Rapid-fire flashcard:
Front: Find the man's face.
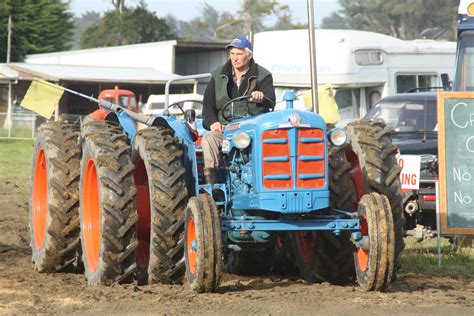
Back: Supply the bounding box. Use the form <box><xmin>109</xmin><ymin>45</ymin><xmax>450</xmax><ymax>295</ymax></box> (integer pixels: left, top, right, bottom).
<box><xmin>229</xmin><ymin>47</ymin><xmax>251</xmax><ymax>71</ymax></box>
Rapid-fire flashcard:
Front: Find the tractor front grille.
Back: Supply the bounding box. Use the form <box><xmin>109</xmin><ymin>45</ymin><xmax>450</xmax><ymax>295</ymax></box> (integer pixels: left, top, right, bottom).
<box><xmin>262</xmin><ymin>128</ymin><xmax>325</xmax><ymax>189</ymax></box>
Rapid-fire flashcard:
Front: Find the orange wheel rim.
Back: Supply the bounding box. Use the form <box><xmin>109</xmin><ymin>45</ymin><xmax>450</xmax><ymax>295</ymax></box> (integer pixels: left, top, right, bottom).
<box><xmin>82</xmin><ymin>158</ymin><xmax>101</xmax><ymax>272</ymax></box>
<box><xmin>32</xmin><ymin>148</ymin><xmax>48</xmax><ymax>251</ymax></box>
<box><xmin>357</xmin><ymin>217</ymin><xmax>369</xmax><ymax>272</ymax></box>
<box><xmin>187</xmin><ymin>216</ymin><xmax>197</xmax><ymax>275</ymax></box>
<box><xmin>357</xmin><ymin>248</ymin><xmax>369</xmax><ymax>272</ymax></box>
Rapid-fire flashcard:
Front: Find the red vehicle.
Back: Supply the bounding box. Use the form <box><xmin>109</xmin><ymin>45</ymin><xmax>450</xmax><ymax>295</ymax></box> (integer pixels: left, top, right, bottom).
<box><xmin>90</xmin><ymin>88</ymin><xmax>138</xmax><ymax>120</ymax></box>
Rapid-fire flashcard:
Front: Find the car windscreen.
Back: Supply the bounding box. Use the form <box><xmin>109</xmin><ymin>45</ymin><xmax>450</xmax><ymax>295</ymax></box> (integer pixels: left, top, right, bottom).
<box><xmin>365</xmin><ymin>98</ymin><xmax>437</xmax><ymax>131</ymax></box>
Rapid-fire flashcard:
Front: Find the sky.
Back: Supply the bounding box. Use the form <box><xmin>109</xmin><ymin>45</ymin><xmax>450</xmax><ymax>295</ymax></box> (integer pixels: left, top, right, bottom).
<box><xmin>68</xmin><ymin>0</ymin><xmax>340</xmax><ymax>25</ymax></box>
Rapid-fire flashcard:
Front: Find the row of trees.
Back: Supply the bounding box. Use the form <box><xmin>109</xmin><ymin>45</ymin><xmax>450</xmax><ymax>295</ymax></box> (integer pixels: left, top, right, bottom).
<box><xmin>0</xmin><ymin>0</ymin><xmax>461</xmax><ymax>62</ymax></box>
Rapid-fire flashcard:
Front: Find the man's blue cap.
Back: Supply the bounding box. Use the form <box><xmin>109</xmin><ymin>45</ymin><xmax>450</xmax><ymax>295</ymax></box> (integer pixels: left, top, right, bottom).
<box><xmin>225</xmin><ymin>35</ymin><xmax>253</xmax><ymax>51</ymax></box>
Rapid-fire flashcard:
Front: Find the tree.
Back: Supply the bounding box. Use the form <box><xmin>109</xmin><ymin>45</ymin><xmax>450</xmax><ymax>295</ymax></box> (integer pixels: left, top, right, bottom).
<box><xmin>321</xmin><ymin>0</ymin><xmax>459</xmax><ymax>40</ymax></box>
<box><xmin>175</xmin><ymin>0</ymin><xmax>301</xmax><ymax>41</ymax></box>
<box><xmin>80</xmin><ymin>1</ymin><xmax>173</xmax><ymax>48</ymax></box>
<box><xmin>0</xmin><ymin>0</ymin><xmax>74</xmax><ymax>62</ymax></box>
<box><xmin>71</xmin><ymin>12</ymin><xmax>101</xmax><ymax>50</ymax></box>
<box><xmin>111</xmin><ymin>0</ymin><xmax>125</xmax><ymax>14</ymax></box>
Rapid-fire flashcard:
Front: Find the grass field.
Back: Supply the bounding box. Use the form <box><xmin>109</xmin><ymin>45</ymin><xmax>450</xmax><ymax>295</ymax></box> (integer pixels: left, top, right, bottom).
<box><xmin>1</xmin><ymin>139</ymin><xmax>473</xmax><ymax>277</ymax></box>
<box><xmin>0</xmin><ymin>139</ymin><xmax>34</xmax><ymax>184</ymax></box>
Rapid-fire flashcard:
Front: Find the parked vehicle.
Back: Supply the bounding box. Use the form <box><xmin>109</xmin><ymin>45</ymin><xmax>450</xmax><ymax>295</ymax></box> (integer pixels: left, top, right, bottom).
<box><xmin>254</xmin><ymin>29</ymin><xmax>455</xmax><ymax>123</ymax></box>
<box><xmin>141</xmin><ymin>93</ymin><xmax>203</xmax><ymax>117</ymax></box>
<box><xmin>89</xmin><ymin>88</ymin><xmax>138</xmax><ymax>121</ymax></box>
<box><xmin>365</xmin><ymin>92</ymin><xmax>438</xmax><ymax>238</ymax></box>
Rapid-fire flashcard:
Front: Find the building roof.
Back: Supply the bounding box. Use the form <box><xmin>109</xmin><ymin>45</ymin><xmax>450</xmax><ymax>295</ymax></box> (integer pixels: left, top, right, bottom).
<box><xmin>0</xmin><ymin>64</ymin><xmax>19</xmax><ymax>83</ymax></box>
<box><xmin>5</xmin><ymin>63</ymin><xmax>191</xmax><ymax>84</ymax></box>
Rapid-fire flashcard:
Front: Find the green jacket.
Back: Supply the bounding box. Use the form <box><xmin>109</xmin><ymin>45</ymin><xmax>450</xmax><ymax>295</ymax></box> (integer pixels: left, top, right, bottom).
<box><xmin>203</xmin><ymin>59</ymin><xmax>275</xmax><ymax>128</ymax></box>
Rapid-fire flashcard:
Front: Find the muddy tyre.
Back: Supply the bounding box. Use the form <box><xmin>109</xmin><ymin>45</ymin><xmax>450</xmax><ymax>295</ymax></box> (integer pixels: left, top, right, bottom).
<box><xmin>132</xmin><ymin>127</ymin><xmax>188</xmax><ymax>285</ymax></box>
<box><xmin>184</xmin><ymin>194</ymin><xmax>222</xmax><ymax>293</ymax></box>
<box><xmin>290</xmin><ymin>146</ymin><xmax>356</xmax><ymax>284</ymax></box>
<box><xmin>345</xmin><ymin>119</ymin><xmax>405</xmax><ymax>281</ymax></box>
<box><xmin>79</xmin><ymin>120</ymin><xmax>138</xmax><ymax>285</ymax></box>
<box><xmin>355</xmin><ymin>193</ymin><xmax>395</xmax><ymax>291</ymax></box>
<box><xmin>30</xmin><ymin>122</ymin><xmax>81</xmax><ymax>272</ymax></box>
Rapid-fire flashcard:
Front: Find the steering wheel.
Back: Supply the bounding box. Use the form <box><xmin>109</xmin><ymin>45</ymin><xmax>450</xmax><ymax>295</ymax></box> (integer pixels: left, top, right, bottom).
<box><xmin>167</xmin><ymin>100</ymin><xmax>204</xmax><ymax>117</ymax></box>
<box><xmin>221</xmin><ymin>95</ymin><xmax>275</xmax><ymax>123</ymax></box>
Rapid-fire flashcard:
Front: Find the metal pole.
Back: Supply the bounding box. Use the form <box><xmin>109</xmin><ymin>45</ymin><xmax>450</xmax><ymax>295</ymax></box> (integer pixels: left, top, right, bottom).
<box><xmin>7</xmin><ymin>15</ymin><xmax>12</xmax><ymax>63</ymax></box>
<box><xmin>306</xmin><ymin>0</ymin><xmax>319</xmax><ymax>113</ymax></box>
<box><xmin>7</xmin><ymin>82</ymin><xmax>12</xmax><ymax>135</ymax></box>
<box><xmin>435</xmin><ymin>180</ymin><xmax>442</xmax><ymax>267</ymax></box>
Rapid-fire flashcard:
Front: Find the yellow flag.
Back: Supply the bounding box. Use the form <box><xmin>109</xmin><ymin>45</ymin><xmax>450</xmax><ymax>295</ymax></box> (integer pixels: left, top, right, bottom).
<box><xmin>302</xmin><ymin>84</ymin><xmax>341</xmax><ymax>124</ymax></box>
<box><xmin>21</xmin><ymin>79</ymin><xmax>65</xmax><ymax>119</ymax></box>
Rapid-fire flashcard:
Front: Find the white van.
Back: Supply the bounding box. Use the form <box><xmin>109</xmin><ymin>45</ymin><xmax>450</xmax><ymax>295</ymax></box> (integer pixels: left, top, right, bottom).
<box><xmin>142</xmin><ymin>93</ymin><xmax>203</xmax><ymax>117</ymax></box>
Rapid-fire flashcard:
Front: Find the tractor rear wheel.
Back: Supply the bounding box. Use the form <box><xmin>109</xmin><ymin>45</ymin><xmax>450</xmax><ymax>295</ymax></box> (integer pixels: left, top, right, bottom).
<box><xmin>355</xmin><ymin>193</ymin><xmax>395</xmax><ymax>291</ymax></box>
<box><xmin>30</xmin><ymin>122</ymin><xmax>81</xmax><ymax>272</ymax></box>
<box><xmin>79</xmin><ymin>120</ymin><xmax>138</xmax><ymax>285</ymax></box>
<box><xmin>184</xmin><ymin>194</ymin><xmax>222</xmax><ymax>293</ymax></box>
<box><xmin>132</xmin><ymin>126</ymin><xmax>188</xmax><ymax>285</ymax></box>
<box><xmin>345</xmin><ymin>119</ymin><xmax>405</xmax><ymax>281</ymax></box>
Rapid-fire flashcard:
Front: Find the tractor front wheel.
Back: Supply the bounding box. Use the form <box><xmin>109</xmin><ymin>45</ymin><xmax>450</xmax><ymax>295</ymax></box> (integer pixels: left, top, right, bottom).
<box><xmin>345</xmin><ymin>119</ymin><xmax>405</xmax><ymax>281</ymax></box>
<box><xmin>355</xmin><ymin>192</ymin><xmax>395</xmax><ymax>291</ymax></box>
<box><xmin>184</xmin><ymin>194</ymin><xmax>222</xmax><ymax>293</ymax></box>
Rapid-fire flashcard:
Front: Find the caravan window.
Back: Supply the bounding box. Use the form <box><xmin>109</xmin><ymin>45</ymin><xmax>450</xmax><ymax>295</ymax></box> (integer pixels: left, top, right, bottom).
<box><xmin>396</xmin><ymin>74</ymin><xmax>438</xmax><ymax>93</ymax></box>
<box><xmin>334</xmin><ymin>88</ymin><xmax>359</xmax><ymax>120</ymax></box>
<box><xmin>355</xmin><ymin>50</ymin><xmax>383</xmax><ymax>65</ymax></box>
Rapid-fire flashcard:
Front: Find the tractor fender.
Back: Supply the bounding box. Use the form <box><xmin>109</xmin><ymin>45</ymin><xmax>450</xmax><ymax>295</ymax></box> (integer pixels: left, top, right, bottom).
<box><xmin>104</xmin><ymin>111</ymin><xmax>137</xmax><ymax>141</ymax></box>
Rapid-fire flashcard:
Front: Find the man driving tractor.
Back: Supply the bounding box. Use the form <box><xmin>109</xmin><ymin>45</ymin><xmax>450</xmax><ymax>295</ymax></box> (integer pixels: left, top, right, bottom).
<box><xmin>201</xmin><ymin>35</ymin><xmax>276</xmax><ymax>184</ymax></box>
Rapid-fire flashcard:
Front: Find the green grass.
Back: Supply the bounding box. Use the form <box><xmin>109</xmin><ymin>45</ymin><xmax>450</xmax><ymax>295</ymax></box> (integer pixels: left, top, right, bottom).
<box><xmin>0</xmin><ymin>139</ymin><xmax>34</xmax><ymax>183</ymax></box>
<box><xmin>400</xmin><ymin>236</ymin><xmax>474</xmax><ymax>277</ymax></box>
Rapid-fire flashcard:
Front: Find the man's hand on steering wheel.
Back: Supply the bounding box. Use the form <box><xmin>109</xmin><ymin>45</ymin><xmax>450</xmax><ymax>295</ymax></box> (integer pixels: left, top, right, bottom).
<box><xmin>221</xmin><ymin>94</ymin><xmax>275</xmax><ymax>123</ymax></box>
<box><xmin>250</xmin><ymin>90</ymin><xmax>264</xmax><ymax>102</ymax></box>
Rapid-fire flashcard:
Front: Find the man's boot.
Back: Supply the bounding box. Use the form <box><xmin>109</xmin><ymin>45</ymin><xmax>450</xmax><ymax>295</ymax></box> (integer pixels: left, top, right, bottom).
<box><xmin>204</xmin><ymin>168</ymin><xmax>217</xmax><ymax>185</ymax></box>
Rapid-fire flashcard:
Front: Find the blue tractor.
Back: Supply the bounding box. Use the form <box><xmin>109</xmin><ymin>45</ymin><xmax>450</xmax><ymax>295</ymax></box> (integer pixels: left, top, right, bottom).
<box><xmin>29</xmin><ymin>79</ymin><xmax>404</xmax><ymax>292</ymax></box>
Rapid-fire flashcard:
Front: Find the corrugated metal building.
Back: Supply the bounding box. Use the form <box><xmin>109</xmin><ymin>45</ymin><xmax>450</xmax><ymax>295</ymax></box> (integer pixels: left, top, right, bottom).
<box><xmin>0</xmin><ymin>40</ymin><xmax>227</xmax><ymax>121</ymax></box>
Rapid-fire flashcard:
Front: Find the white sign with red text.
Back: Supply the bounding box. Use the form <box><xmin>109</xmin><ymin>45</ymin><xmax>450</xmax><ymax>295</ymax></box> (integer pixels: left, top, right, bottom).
<box><xmin>396</xmin><ymin>154</ymin><xmax>421</xmax><ymax>190</ymax></box>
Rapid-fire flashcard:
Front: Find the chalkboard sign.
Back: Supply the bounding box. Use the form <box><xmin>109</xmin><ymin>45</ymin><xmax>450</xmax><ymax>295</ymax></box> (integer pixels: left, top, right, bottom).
<box><xmin>438</xmin><ymin>92</ymin><xmax>474</xmax><ymax>235</ymax></box>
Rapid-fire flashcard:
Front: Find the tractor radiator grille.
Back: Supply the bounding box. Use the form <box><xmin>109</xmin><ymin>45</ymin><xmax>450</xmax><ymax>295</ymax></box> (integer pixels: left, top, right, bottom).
<box><xmin>262</xmin><ymin>129</ymin><xmax>292</xmax><ymax>189</ymax></box>
<box><xmin>261</xmin><ymin>128</ymin><xmax>325</xmax><ymax>189</ymax></box>
<box><xmin>296</xmin><ymin>129</ymin><xmax>325</xmax><ymax>188</ymax></box>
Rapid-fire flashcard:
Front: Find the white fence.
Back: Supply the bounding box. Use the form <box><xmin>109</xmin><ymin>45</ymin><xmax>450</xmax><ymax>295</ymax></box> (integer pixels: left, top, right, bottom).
<box><xmin>0</xmin><ymin>112</ymin><xmax>39</xmax><ymax>140</ymax></box>
<box><xmin>0</xmin><ymin>113</ymin><xmax>85</xmax><ymax>140</ymax></box>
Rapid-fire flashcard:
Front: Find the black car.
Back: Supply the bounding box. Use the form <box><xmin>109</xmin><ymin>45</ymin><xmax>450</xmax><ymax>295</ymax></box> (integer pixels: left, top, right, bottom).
<box><xmin>365</xmin><ymin>92</ymin><xmax>438</xmax><ymax>238</ymax></box>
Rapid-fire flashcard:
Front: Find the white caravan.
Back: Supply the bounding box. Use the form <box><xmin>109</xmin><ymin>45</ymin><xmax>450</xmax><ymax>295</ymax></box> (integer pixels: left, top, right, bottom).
<box><xmin>253</xmin><ymin>29</ymin><xmax>456</xmax><ymax>122</ymax></box>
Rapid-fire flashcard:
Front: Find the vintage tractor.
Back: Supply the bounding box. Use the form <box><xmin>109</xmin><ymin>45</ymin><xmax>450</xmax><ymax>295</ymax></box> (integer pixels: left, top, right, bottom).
<box><xmin>29</xmin><ymin>81</ymin><xmax>404</xmax><ymax>292</ymax></box>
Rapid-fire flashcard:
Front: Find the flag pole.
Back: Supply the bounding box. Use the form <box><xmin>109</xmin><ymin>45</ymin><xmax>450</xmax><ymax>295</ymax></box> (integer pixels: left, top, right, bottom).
<box><xmin>37</xmin><ymin>79</ymin><xmax>156</xmax><ymax>126</ymax></box>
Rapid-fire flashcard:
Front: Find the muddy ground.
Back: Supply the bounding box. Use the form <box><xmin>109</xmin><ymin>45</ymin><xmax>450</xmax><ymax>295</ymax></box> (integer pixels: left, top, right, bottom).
<box><xmin>1</xmin><ymin>177</ymin><xmax>473</xmax><ymax>315</ymax></box>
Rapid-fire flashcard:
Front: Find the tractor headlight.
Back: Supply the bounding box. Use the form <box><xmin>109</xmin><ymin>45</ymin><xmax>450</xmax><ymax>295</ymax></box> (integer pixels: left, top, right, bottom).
<box><xmin>233</xmin><ymin>132</ymin><xmax>251</xmax><ymax>149</ymax></box>
<box><xmin>328</xmin><ymin>128</ymin><xmax>347</xmax><ymax>147</ymax></box>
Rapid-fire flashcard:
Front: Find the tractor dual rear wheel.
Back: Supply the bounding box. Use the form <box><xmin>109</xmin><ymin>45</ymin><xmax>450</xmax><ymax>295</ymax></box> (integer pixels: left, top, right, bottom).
<box><xmin>79</xmin><ymin>120</ymin><xmax>138</xmax><ymax>285</ymax></box>
<box><xmin>132</xmin><ymin>126</ymin><xmax>188</xmax><ymax>285</ymax></box>
<box><xmin>30</xmin><ymin>122</ymin><xmax>81</xmax><ymax>272</ymax></box>
<box><xmin>184</xmin><ymin>194</ymin><xmax>222</xmax><ymax>293</ymax></box>
<box><xmin>355</xmin><ymin>193</ymin><xmax>395</xmax><ymax>291</ymax></box>
<box><xmin>345</xmin><ymin>119</ymin><xmax>405</xmax><ymax>282</ymax></box>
